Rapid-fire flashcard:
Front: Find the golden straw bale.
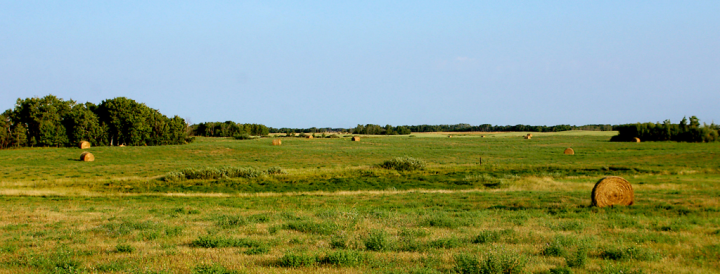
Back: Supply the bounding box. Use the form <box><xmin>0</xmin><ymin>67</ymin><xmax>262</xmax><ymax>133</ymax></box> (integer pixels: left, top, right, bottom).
<box><xmin>448</xmin><ymin>135</ymin><xmax>452</xmax><ymax>138</ymax></box>
<box><xmin>634</xmin><ymin>137</ymin><xmax>641</xmax><ymax>143</ymax></box>
<box><xmin>307</xmin><ymin>135</ymin><xmax>313</xmax><ymax>139</ymax></box>
<box><xmin>79</xmin><ymin>141</ymin><xmax>91</xmax><ymax>149</ymax></box>
<box><xmin>352</xmin><ymin>136</ymin><xmax>360</xmax><ymax>141</ymax></box>
<box><xmin>564</xmin><ymin>148</ymin><xmax>574</xmax><ymax>155</ymax></box>
<box><xmin>591</xmin><ymin>176</ymin><xmax>634</xmax><ymax>207</ymax></box>
<box><xmin>272</xmin><ymin>139</ymin><xmax>282</xmax><ymax>146</ymax></box>
<box><xmin>80</xmin><ymin>152</ymin><xmax>94</xmax><ymax>162</ymax></box>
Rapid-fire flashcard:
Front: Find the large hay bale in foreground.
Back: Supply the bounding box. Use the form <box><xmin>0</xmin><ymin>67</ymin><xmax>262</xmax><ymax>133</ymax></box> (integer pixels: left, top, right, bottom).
<box><xmin>80</xmin><ymin>152</ymin><xmax>94</xmax><ymax>162</ymax></box>
<box><xmin>272</xmin><ymin>139</ymin><xmax>282</xmax><ymax>146</ymax></box>
<box><xmin>564</xmin><ymin>148</ymin><xmax>574</xmax><ymax>155</ymax></box>
<box><xmin>79</xmin><ymin>141</ymin><xmax>91</xmax><ymax>149</ymax></box>
<box><xmin>634</xmin><ymin>137</ymin><xmax>641</xmax><ymax>143</ymax></box>
<box><xmin>352</xmin><ymin>136</ymin><xmax>360</xmax><ymax>141</ymax></box>
<box><xmin>591</xmin><ymin>176</ymin><xmax>634</xmax><ymax>207</ymax></box>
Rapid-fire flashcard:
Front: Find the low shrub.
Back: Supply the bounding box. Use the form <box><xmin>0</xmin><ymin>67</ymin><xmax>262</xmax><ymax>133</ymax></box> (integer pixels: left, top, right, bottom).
<box><xmin>244</xmin><ymin>245</ymin><xmax>270</xmax><ymax>255</ymax></box>
<box><xmin>321</xmin><ymin>250</ymin><xmax>365</xmax><ymax>266</ymax></box>
<box><xmin>115</xmin><ymin>244</ymin><xmax>135</xmax><ymax>253</ymax></box>
<box><xmin>191</xmin><ymin>235</ymin><xmax>262</xmax><ymax>248</ymax></box>
<box><xmin>192</xmin><ymin>263</ymin><xmax>240</xmax><ymax>274</ymax></box>
<box><xmin>480</xmin><ymin>248</ymin><xmax>527</xmax><ymax>274</ymax></box>
<box><xmin>278</xmin><ymin>252</ymin><xmax>317</xmax><ymax>267</ymax></box>
<box><xmin>472</xmin><ymin>229</ymin><xmax>513</xmax><ymax>244</ymax></box>
<box><xmin>265</xmin><ymin>166</ymin><xmax>287</xmax><ymax>175</ymax></box>
<box><xmin>215</xmin><ymin>215</ymin><xmax>248</xmax><ymax>228</ymax></box>
<box><xmin>548</xmin><ymin>266</ymin><xmax>573</xmax><ymax>274</ymax></box>
<box><xmin>428</xmin><ymin>237</ymin><xmax>464</xmax><ymax>249</ymax></box>
<box><xmin>365</xmin><ymin>229</ymin><xmax>392</xmax><ymax>251</ymax></box>
<box><xmin>378</xmin><ymin>156</ymin><xmax>426</xmax><ymax>171</ymax></box>
<box><xmin>162</xmin><ymin>166</ymin><xmax>275</xmax><ymax>181</ymax></box>
<box><xmin>283</xmin><ymin>221</ymin><xmax>339</xmax><ymax>235</ymax></box>
<box><xmin>565</xmin><ymin>245</ymin><xmax>589</xmax><ymax>268</ymax></box>
<box><xmin>542</xmin><ymin>239</ymin><xmax>568</xmax><ymax>257</ymax></box>
<box><xmin>453</xmin><ymin>253</ymin><xmax>480</xmax><ymax>274</ymax></box>
<box><xmin>600</xmin><ymin>246</ymin><xmax>660</xmax><ymax>261</ymax></box>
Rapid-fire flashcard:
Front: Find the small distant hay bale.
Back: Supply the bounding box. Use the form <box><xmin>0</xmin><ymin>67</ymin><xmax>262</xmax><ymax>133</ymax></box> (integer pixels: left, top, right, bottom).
<box><xmin>80</xmin><ymin>152</ymin><xmax>94</xmax><ymax>162</ymax></box>
<box><xmin>481</xmin><ymin>135</ymin><xmax>486</xmax><ymax>138</ymax></box>
<box><xmin>79</xmin><ymin>141</ymin><xmax>91</xmax><ymax>149</ymax></box>
<box><xmin>306</xmin><ymin>135</ymin><xmax>313</xmax><ymax>139</ymax></box>
<box><xmin>527</xmin><ymin>133</ymin><xmax>533</xmax><ymax>138</ymax></box>
<box><xmin>272</xmin><ymin>139</ymin><xmax>282</xmax><ymax>146</ymax></box>
<box><xmin>524</xmin><ymin>135</ymin><xmax>532</xmax><ymax>139</ymax></box>
<box><xmin>634</xmin><ymin>137</ymin><xmax>641</xmax><ymax>143</ymax></box>
<box><xmin>352</xmin><ymin>136</ymin><xmax>360</xmax><ymax>141</ymax></box>
<box><xmin>564</xmin><ymin>148</ymin><xmax>574</xmax><ymax>155</ymax></box>
<box><xmin>591</xmin><ymin>176</ymin><xmax>634</xmax><ymax>207</ymax></box>
<box><xmin>119</xmin><ymin>144</ymin><xmax>125</xmax><ymax>147</ymax></box>
<box><xmin>448</xmin><ymin>135</ymin><xmax>452</xmax><ymax>138</ymax></box>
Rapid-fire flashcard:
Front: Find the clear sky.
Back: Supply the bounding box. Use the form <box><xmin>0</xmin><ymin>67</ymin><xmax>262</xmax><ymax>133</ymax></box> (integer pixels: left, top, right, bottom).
<box><xmin>1</xmin><ymin>1</ymin><xmax>718</xmax><ymax>128</ymax></box>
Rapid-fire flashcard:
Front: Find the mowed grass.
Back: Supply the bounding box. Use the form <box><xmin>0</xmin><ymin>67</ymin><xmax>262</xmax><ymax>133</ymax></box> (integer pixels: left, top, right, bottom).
<box><xmin>0</xmin><ymin>132</ymin><xmax>719</xmax><ymax>273</ymax></box>
<box><xmin>0</xmin><ymin>188</ymin><xmax>719</xmax><ymax>273</ymax></box>
<box><xmin>0</xmin><ymin>131</ymin><xmax>718</xmax><ymax>194</ymax></box>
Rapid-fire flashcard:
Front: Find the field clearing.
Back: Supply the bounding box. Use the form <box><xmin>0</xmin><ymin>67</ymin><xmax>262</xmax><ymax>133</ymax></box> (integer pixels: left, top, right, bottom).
<box><xmin>0</xmin><ymin>132</ymin><xmax>719</xmax><ymax>273</ymax></box>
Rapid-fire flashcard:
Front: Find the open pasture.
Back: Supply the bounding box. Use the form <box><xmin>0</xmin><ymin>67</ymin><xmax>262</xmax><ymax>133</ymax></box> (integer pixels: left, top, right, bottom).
<box><xmin>0</xmin><ymin>132</ymin><xmax>719</xmax><ymax>273</ymax></box>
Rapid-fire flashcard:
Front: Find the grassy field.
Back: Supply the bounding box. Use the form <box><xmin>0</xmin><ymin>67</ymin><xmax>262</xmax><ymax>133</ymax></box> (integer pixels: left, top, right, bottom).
<box><xmin>0</xmin><ymin>131</ymin><xmax>719</xmax><ymax>273</ymax></box>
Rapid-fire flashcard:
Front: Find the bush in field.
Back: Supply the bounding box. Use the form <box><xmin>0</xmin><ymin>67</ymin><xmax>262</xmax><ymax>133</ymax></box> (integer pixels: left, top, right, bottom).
<box><xmin>115</xmin><ymin>244</ymin><xmax>134</xmax><ymax>253</ymax></box>
<box><xmin>321</xmin><ymin>250</ymin><xmax>365</xmax><ymax>266</ymax></box>
<box><xmin>364</xmin><ymin>229</ymin><xmax>392</xmax><ymax>251</ymax></box>
<box><xmin>283</xmin><ymin>221</ymin><xmax>339</xmax><ymax>235</ymax></box>
<box><xmin>379</xmin><ymin>156</ymin><xmax>426</xmax><ymax>171</ymax></box>
<box><xmin>453</xmin><ymin>253</ymin><xmax>480</xmax><ymax>274</ymax></box>
<box><xmin>192</xmin><ymin>263</ymin><xmax>239</xmax><ymax>274</ymax></box>
<box><xmin>278</xmin><ymin>252</ymin><xmax>317</xmax><ymax>267</ymax></box>
<box><xmin>565</xmin><ymin>245</ymin><xmax>589</xmax><ymax>268</ymax></box>
<box><xmin>454</xmin><ymin>248</ymin><xmax>526</xmax><ymax>274</ymax></box>
<box><xmin>162</xmin><ymin>166</ymin><xmax>278</xmax><ymax>181</ymax></box>
<box><xmin>266</xmin><ymin>166</ymin><xmax>287</xmax><ymax>175</ymax></box>
<box><xmin>600</xmin><ymin>246</ymin><xmax>660</xmax><ymax>261</ymax></box>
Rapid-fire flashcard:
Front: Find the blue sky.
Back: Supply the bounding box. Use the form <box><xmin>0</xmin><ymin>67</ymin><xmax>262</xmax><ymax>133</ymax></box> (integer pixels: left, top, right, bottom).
<box><xmin>1</xmin><ymin>1</ymin><xmax>718</xmax><ymax>128</ymax></box>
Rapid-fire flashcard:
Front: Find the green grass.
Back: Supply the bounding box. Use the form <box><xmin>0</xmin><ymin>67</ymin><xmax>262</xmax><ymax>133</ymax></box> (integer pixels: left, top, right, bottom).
<box><xmin>0</xmin><ymin>132</ymin><xmax>719</xmax><ymax>273</ymax></box>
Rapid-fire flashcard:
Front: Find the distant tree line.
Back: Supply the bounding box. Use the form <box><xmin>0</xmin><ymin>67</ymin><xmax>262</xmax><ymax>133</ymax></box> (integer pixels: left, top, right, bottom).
<box><xmin>0</xmin><ymin>95</ymin><xmax>191</xmax><ymax>149</ymax></box>
<box><xmin>611</xmin><ymin>116</ymin><xmax>719</xmax><ymax>142</ymax></box>
<box><xmin>269</xmin><ymin>123</ymin><xmax>614</xmax><ymax>135</ymax></box>
<box><xmin>190</xmin><ymin>121</ymin><xmax>269</xmax><ymax>137</ymax></box>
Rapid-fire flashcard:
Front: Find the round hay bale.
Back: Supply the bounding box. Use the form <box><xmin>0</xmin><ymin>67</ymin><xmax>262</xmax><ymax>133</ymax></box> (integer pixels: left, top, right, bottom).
<box><xmin>634</xmin><ymin>137</ymin><xmax>641</xmax><ymax>143</ymax></box>
<box><xmin>591</xmin><ymin>176</ymin><xmax>634</xmax><ymax>207</ymax></box>
<box><xmin>80</xmin><ymin>152</ymin><xmax>94</xmax><ymax>162</ymax></box>
<box><xmin>79</xmin><ymin>141</ymin><xmax>91</xmax><ymax>149</ymax></box>
<box><xmin>352</xmin><ymin>136</ymin><xmax>360</xmax><ymax>141</ymax></box>
<box><xmin>307</xmin><ymin>135</ymin><xmax>313</xmax><ymax>139</ymax></box>
<box><xmin>481</xmin><ymin>135</ymin><xmax>486</xmax><ymax>138</ymax></box>
<box><xmin>119</xmin><ymin>144</ymin><xmax>125</xmax><ymax>147</ymax></box>
<box><xmin>448</xmin><ymin>135</ymin><xmax>452</xmax><ymax>138</ymax></box>
<box><xmin>564</xmin><ymin>148</ymin><xmax>574</xmax><ymax>155</ymax></box>
<box><xmin>527</xmin><ymin>133</ymin><xmax>533</xmax><ymax>138</ymax></box>
<box><xmin>272</xmin><ymin>139</ymin><xmax>282</xmax><ymax>146</ymax></box>
<box><xmin>524</xmin><ymin>135</ymin><xmax>532</xmax><ymax>139</ymax></box>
